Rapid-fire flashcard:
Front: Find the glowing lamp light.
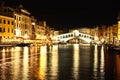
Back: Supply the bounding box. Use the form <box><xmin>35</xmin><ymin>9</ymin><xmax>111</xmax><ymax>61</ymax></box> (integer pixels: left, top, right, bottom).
<box><xmin>16</xmin><ymin>29</ymin><xmax>20</xmax><ymax>36</ymax></box>
<box><xmin>118</xmin><ymin>21</ymin><xmax>120</xmax><ymax>24</ymax></box>
<box><xmin>32</xmin><ymin>22</ymin><xmax>35</xmax><ymax>25</ymax></box>
<box><xmin>24</xmin><ymin>34</ymin><xmax>28</xmax><ymax>39</ymax></box>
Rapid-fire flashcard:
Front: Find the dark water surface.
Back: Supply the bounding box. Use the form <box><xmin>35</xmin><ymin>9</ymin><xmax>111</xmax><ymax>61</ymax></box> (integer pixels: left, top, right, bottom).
<box><xmin>0</xmin><ymin>44</ymin><xmax>120</xmax><ymax>80</ymax></box>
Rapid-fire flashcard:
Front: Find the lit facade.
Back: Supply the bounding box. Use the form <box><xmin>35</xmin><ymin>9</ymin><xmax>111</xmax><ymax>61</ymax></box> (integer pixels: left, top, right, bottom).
<box><xmin>35</xmin><ymin>24</ymin><xmax>45</xmax><ymax>40</ymax></box>
<box><xmin>14</xmin><ymin>6</ymin><xmax>32</xmax><ymax>43</ymax></box>
<box><xmin>35</xmin><ymin>21</ymin><xmax>46</xmax><ymax>40</ymax></box>
<box><xmin>21</xmin><ymin>9</ymin><xmax>32</xmax><ymax>41</ymax></box>
<box><xmin>14</xmin><ymin>12</ymin><xmax>22</xmax><ymax>41</ymax></box>
<box><xmin>0</xmin><ymin>15</ymin><xmax>14</xmax><ymax>43</ymax></box>
<box><xmin>105</xmin><ymin>24</ymin><xmax>118</xmax><ymax>44</ymax></box>
<box><xmin>118</xmin><ymin>21</ymin><xmax>120</xmax><ymax>40</ymax></box>
<box><xmin>0</xmin><ymin>3</ymin><xmax>52</xmax><ymax>44</ymax></box>
<box><xmin>78</xmin><ymin>28</ymin><xmax>91</xmax><ymax>34</ymax></box>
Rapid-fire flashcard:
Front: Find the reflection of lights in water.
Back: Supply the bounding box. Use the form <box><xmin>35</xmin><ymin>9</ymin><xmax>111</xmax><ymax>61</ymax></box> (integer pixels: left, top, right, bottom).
<box><xmin>51</xmin><ymin>45</ymin><xmax>58</xmax><ymax>80</ymax></box>
<box><xmin>11</xmin><ymin>47</ymin><xmax>21</xmax><ymax>80</ymax></box>
<box><xmin>38</xmin><ymin>46</ymin><xmax>47</xmax><ymax>79</ymax></box>
<box><xmin>6</xmin><ymin>48</ymin><xmax>9</xmax><ymax>52</ymax></box>
<box><xmin>116</xmin><ymin>55</ymin><xmax>120</xmax><ymax>80</ymax></box>
<box><xmin>1</xmin><ymin>48</ymin><xmax>6</xmax><ymax>80</ymax></box>
<box><xmin>23</xmin><ymin>47</ymin><xmax>29</xmax><ymax>61</ymax></box>
<box><xmin>93</xmin><ymin>45</ymin><xmax>105</xmax><ymax>79</ymax></box>
<box><xmin>2</xmin><ymin>48</ymin><xmax>5</xmax><ymax>53</ymax></box>
<box><xmin>30</xmin><ymin>46</ymin><xmax>39</xmax><ymax>56</ymax></box>
<box><xmin>73</xmin><ymin>44</ymin><xmax>79</xmax><ymax>80</ymax></box>
<box><xmin>23</xmin><ymin>47</ymin><xmax>29</xmax><ymax>80</ymax></box>
<box><xmin>93</xmin><ymin>45</ymin><xmax>98</xmax><ymax>78</ymax></box>
<box><xmin>2</xmin><ymin>48</ymin><xmax>6</xmax><ymax>63</ymax></box>
<box><xmin>11</xmin><ymin>47</ymin><xmax>14</xmax><ymax>52</ymax></box>
<box><xmin>41</xmin><ymin>46</ymin><xmax>47</xmax><ymax>54</ymax></box>
<box><xmin>15</xmin><ymin>47</ymin><xmax>22</xmax><ymax>52</ymax></box>
<box><xmin>100</xmin><ymin>45</ymin><xmax>104</xmax><ymax>72</ymax></box>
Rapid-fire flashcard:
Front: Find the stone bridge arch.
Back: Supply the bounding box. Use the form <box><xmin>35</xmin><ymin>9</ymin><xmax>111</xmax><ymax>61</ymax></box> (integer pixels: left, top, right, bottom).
<box><xmin>53</xmin><ymin>32</ymin><xmax>94</xmax><ymax>43</ymax></box>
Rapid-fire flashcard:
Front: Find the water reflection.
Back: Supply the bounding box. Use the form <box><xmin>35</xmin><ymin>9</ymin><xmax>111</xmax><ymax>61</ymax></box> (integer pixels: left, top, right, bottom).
<box><xmin>100</xmin><ymin>45</ymin><xmax>105</xmax><ymax>73</ymax></box>
<box><xmin>0</xmin><ymin>44</ymin><xmax>120</xmax><ymax>80</ymax></box>
<box><xmin>11</xmin><ymin>47</ymin><xmax>21</xmax><ymax>80</ymax></box>
<box><xmin>58</xmin><ymin>44</ymin><xmax>73</xmax><ymax>80</ymax></box>
<box><xmin>93</xmin><ymin>44</ymin><xmax>98</xmax><ymax>78</ymax></box>
<box><xmin>50</xmin><ymin>45</ymin><xmax>58</xmax><ymax>80</ymax></box>
<box><xmin>100</xmin><ymin>45</ymin><xmax>105</xmax><ymax>79</ymax></box>
<box><xmin>115</xmin><ymin>54</ymin><xmax>120</xmax><ymax>80</ymax></box>
<box><xmin>1</xmin><ymin>48</ymin><xmax>6</xmax><ymax>80</ymax></box>
<box><xmin>39</xmin><ymin>46</ymin><xmax>47</xmax><ymax>79</ymax></box>
<box><xmin>93</xmin><ymin>45</ymin><xmax>105</xmax><ymax>80</ymax></box>
<box><xmin>104</xmin><ymin>47</ymin><xmax>120</xmax><ymax>80</ymax></box>
<box><xmin>23</xmin><ymin>47</ymin><xmax>29</xmax><ymax>80</ymax></box>
<box><xmin>73</xmin><ymin>44</ymin><xmax>79</xmax><ymax>80</ymax></box>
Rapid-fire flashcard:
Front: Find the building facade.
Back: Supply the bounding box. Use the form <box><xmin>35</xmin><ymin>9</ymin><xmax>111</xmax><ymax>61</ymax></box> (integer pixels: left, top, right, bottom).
<box><xmin>12</xmin><ymin>5</ymin><xmax>32</xmax><ymax>43</ymax></box>
<box><xmin>35</xmin><ymin>21</ymin><xmax>45</xmax><ymax>41</ymax></box>
<box><xmin>0</xmin><ymin>3</ymin><xmax>49</xmax><ymax>44</ymax></box>
<box><xmin>0</xmin><ymin>15</ymin><xmax>14</xmax><ymax>43</ymax></box>
<box><xmin>0</xmin><ymin>3</ymin><xmax>14</xmax><ymax>43</ymax></box>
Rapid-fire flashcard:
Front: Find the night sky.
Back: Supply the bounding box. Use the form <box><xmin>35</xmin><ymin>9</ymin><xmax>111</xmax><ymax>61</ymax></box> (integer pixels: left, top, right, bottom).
<box><xmin>3</xmin><ymin>0</ymin><xmax>120</xmax><ymax>30</ymax></box>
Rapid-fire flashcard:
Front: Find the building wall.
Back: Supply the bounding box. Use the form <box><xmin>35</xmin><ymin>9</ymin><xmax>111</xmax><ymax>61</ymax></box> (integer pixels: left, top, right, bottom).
<box><xmin>0</xmin><ymin>3</ymin><xmax>50</xmax><ymax>44</ymax></box>
<box><xmin>35</xmin><ymin>25</ymin><xmax>45</xmax><ymax>40</ymax></box>
<box><xmin>14</xmin><ymin>8</ymin><xmax>32</xmax><ymax>43</ymax></box>
<box><xmin>14</xmin><ymin>13</ymin><xmax>22</xmax><ymax>39</ymax></box>
<box><xmin>78</xmin><ymin>28</ymin><xmax>91</xmax><ymax>34</ymax></box>
<box><xmin>118</xmin><ymin>21</ymin><xmax>120</xmax><ymax>40</ymax></box>
<box><xmin>13</xmin><ymin>8</ymin><xmax>32</xmax><ymax>42</ymax></box>
<box><xmin>98</xmin><ymin>25</ymin><xmax>106</xmax><ymax>41</ymax></box>
<box><xmin>21</xmin><ymin>14</ymin><xmax>32</xmax><ymax>40</ymax></box>
<box><xmin>105</xmin><ymin>24</ymin><xmax>118</xmax><ymax>44</ymax></box>
<box><xmin>0</xmin><ymin>15</ymin><xmax>14</xmax><ymax>42</ymax></box>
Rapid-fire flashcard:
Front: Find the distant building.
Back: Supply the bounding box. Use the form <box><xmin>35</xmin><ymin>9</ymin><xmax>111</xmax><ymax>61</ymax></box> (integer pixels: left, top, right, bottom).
<box><xmin>104</xmin><ymin>24</ymin><xmax>118</xmax><ymax>44</ymax></box>
<box><xmin>35</xmin><ymin>21</ymin><xmax>45</xmax><ymax>40</ymax></box>
<box><xmin>118</xmin><ymin>12</ymin><xmax>120</xmax><ymax>41</ymax></box>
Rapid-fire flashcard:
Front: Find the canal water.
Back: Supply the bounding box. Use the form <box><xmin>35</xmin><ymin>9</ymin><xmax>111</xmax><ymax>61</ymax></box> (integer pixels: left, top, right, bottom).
<box><xmin>0</xmin><ymin>44</ymin><xmax>120</xmax><ymax>80</ymax></box>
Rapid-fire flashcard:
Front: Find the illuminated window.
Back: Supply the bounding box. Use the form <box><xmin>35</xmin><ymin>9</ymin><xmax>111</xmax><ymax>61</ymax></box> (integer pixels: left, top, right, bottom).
<box><xmin>8</xmin><ymin>20</ymin><xmax>10</xmax><ymax>24</ymax></box>
<box><xmin>19</xmin><ymin>17</ymin><xmax>21</xmax><ymax>21</ymax></box>
<box><xmin>3</xmin><ymin>20</ymin><xmax>6</xmax><ymax>24</ymax></box>
<box><xmin>3</xmin><ymin>28</ymin><xmax>5</xmax><ymax>32</ymax></box>
<box><xmin>15</xmin><ymin>15</ymin><xmax>16</xmax><ymax>20</ymax></box>
<box><xmin>25</xmin><ymin>25</ymin><xmax>27</xmax><ymax>29</ymax></box>
<box><xmin>11</xmin><ymin>21</ymin><xmax>14</xmax><ymax>25</ymax></box>
<box><xmin>0</xmin><ymin>28</ymin><xmax>2</xmax><ymax>32</ymax></box>
<box><xmin>0</xmin><ymin>19</ymin><xmax>2</xmax><ymax>23</ymax></box>
<box><xmin>8</xmin><ymin>28</ymin><xmax>9</xmax><ymax>32</ymax></box>
<box><xmin>12</xmin><ymin>29</ymin><xmax>13</xmax><ymax>33</ymax></box>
